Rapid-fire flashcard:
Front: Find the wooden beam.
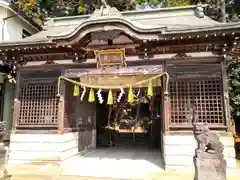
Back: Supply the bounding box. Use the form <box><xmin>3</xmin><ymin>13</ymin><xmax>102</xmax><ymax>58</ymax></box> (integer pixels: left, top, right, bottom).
<box><xmin>146</xmin><ymin>37</ymin><xmax>230</xmax><ymax>47</ymax></box>
<box><xmin>2</xmin><ymin>35</ymin><xmax>230</xmax><ymax>55</ymax></box>
<box><xmin>4</xmin><ymin>39</ymin><xmax>231</xmax><ymax>65</ymax></box>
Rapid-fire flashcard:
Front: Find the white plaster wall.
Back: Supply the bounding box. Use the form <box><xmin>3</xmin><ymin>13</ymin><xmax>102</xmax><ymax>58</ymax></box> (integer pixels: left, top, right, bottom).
<box><xmin>0</xmin><ymin>5</ymin><xmax>39</xmax><ymax>140</ymax></box>
<box><xmin>0</xmin><ymin>5</ymin><xmax>39</xmax><ymax>41</ymax></box>
<box><xmin>4</xmin><ymin>9</ymin><xmax>38</xmax><ymax>41</ymax></box>
<box><xmin>0</xmin><ymin>6</ymin><xmax>7</xmax><ymax>40</ymax></box>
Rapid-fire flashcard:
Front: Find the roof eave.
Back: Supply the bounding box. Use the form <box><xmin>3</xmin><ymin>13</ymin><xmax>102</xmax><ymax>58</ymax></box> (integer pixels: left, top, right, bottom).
<box><xmin>164</xmin><ymin>22</ymin><xmax>240</xmax><ymax>34</ymax></box>
<box><xmin>0</xmin><ymin>18</ymin><xmax>240</xmax><ymax>47</ymax></box>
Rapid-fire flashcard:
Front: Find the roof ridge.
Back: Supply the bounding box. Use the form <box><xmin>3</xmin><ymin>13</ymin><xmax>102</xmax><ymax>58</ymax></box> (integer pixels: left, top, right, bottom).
<box><xmin>46</xmin><ymin>4</ymin><xmax>208</xmax><ymax>23</ymax></box>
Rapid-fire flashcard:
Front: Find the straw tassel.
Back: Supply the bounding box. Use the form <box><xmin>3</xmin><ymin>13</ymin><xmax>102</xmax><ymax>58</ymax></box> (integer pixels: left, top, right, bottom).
<box><xmin>128</xmin><ymin>86</ymin><xmax>134</xmax><ymax>103</ymax></box>
<box><xmin>73</xmin><ymin>85</ymin><xmax>79</xmax><ymax>96</ymax></box>
<box><xmin>147</xmin><ymin>81</ymin><xmax>153</xmax><ymax>97</ymax></box>
<box><xmin>107</xmin><ymin>89</ymin><xmax>113</xmax><ymax>105</ymax></box>
<box><xmin>88</xmin><ymin>88</ymin><xmax>95</xmax><ymax>102</ymax></box>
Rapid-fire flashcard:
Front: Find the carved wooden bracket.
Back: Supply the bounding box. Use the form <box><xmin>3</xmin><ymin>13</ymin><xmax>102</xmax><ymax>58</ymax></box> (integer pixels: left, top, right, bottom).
<box><xmin>136</xmin><ymin>46</ymin><xmax>157</xmax><ymax>59</ymax></box>
<box><xmin>68</xmin><ymin>51</ymin><xmax>87</xmax><ymax>63</ymax></box>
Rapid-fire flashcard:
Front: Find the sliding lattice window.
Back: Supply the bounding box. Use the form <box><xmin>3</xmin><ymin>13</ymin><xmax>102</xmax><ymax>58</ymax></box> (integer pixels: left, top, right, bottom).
<box><xmin>17</xmin><ymin>82</ymin><xmax>59</xmax><ymax>128</ymax></box>
<box><xmin>169</xmin><ymin>78</ymin><xmax>224</xmax><ymax>128</ymax></box>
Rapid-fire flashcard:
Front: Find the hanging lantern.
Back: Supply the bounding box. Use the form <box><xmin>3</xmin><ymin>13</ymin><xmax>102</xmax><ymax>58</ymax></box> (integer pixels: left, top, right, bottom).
<box><xmin>73</xmin><ymin>84</ymin><xmax>79</xmax><ymax>96</ymax></box>
<box><xmin>147</xmin><ymin>81</ymin><xmax>153</xmax><ymax>97</ymax></box>
<box><xmin>88</xmin><ymin>88</ymin><xmax>95</xmax><ymax>102</ymax></box>
<box><xmin>128</xmin><ymin>86</ymin><xmax>134</xmax><ymax>103</ymax></box>
<box><xmin>107</xmin><ymin>89</ymin><xmax>113</xmax><ymax>105</ymax></box>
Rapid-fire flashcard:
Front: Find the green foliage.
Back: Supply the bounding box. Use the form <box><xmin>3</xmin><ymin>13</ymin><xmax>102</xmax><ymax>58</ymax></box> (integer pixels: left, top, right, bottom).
<box><xmin>136</xmin><ymin>0</ymin><xmax>147</xmax><ymax>4</ymax></box>
<box><xmin>227</xmin><ymin>0</ymin><xmax>240</xmax><ymax>120</ymax></box>
<box><xmin>164</xmin><ymin>0</ymin><xmax>190</xmax><ymax>7</ymax></box>
<box><xmin>229</xmin><ymin>60</ymin><xmax>240</xmax><ymax>117</ymax></box>
<box><xmin>226</xmin><ymin>0</ymin><xmax>240</xmax><ymax>22</ymax></box>
<box><xmin>15</xmin><ymin>0</ymin><xmax>42</xmax><ymax>24</ymax></box>
<box><xmin>148</xmin><ymin>0</ymin><xmax>161</xmax><ymax>5</ymax></box>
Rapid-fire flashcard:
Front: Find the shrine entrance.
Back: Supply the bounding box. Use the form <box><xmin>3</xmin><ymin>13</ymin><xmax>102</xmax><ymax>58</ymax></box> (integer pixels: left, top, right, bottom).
<box><xmin>95</xmin><ymin>87</ymin><xmax>162</xmax><ymax>149</ymax></box>
<box><xmin>60</xmin><ymin>65</ymin><xmax>168</xmax><ymax>149</ymax></box>
<box><xmin>55</xmin><ymin>47</ymin><xmax>169</xmax><ymax>178</ymax></box>
<box><xmin>59</xmin><ymin>69</ymin><xmax>167</xmax><ymax>178</ymax></box>
<box><xmin>58</xmin><ymin>48</ymin><xmax>168</xmax><ymax>178</ymax></box>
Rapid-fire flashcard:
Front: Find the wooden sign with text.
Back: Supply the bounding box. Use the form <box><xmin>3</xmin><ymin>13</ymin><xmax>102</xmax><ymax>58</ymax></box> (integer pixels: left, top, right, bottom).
<box><xmin>94</xmin><ymin>48</ymin><xmax>126</xmax><ymax>68</ymax></box>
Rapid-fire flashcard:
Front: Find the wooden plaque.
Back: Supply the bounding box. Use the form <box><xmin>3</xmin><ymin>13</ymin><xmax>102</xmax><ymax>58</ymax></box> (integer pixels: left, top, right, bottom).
<box><xmin>94</xmin><ymin>48</ymin><xmax>126</xmax><ymax>68</ymax></box>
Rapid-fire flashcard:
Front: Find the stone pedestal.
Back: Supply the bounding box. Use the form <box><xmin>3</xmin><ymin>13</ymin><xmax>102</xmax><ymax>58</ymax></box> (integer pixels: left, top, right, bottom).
<box><xmin>194</xmin><ymin>150</ymin><xmax>226</xmax><ymax>180</ymax></box>
<box><xmin>0</xmin><ymin>143</ymin><xmax>8</xmax><ymax>180</ymax></box>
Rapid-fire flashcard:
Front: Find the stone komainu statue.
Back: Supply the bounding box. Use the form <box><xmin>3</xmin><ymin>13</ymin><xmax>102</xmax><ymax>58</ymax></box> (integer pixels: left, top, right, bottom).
<box><xmin>194</xmin><ymin>123</ymin><xmax>227</xmax><ymax>180</ymax></box>
<box><xmin>194</xmin><ymin>123</ymin><xmax>224</xmax><ymax>154</ymax></box>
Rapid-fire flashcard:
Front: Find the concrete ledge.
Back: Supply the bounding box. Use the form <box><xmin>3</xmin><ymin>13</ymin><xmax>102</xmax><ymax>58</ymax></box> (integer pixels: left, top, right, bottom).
<box><xmin>164</xmin><ymin>134</ymin><xmax>237</xmax><ymax>171</ymax></box>
<box><xmin>165</xmin><ymin>165</ymin><xmax>238</xmax><ymax>176</ymax></box>
<box><xmin>10</xmin><ymin>132</ymin><xmax>79</xmax><ymax>142</ymax></box>
<box><xmin>8</xmin><ymin>130</ymin><xmax>96</xmax><ymax>165</ymax></box>
<box><xmin>165</xmin><ymin>145</ymin><xmax>235</xmax><ymax>158</ymax></box>
<box><xmin>165</xmin><ymin>155</ymin><xmax>236</xmax><ymax>168</ymax></box>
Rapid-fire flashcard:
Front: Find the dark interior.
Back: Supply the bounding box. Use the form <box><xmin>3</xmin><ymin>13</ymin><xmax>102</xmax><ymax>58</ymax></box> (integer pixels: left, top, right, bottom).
<box><xmin>96</xmin><ymin>89</ymin><xmax>163</xmax><ymax>151</ymax></box>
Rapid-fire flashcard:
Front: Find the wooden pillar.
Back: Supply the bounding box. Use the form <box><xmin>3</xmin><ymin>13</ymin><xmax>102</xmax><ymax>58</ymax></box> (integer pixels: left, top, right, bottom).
<box><xmin>221</xmin><ymin>61</ymin><xmax>231</xmax><ymax>132</ymax></box>
<box><xmin>12</xmin><ymin>70</ymin><xmax>21</xmax><ymax>132</ymax></box>
<box><xmin>2</xmin><ymin>81</ymin><xmax>15</xmax><ymax>140</ymax></box>
<box><xmin>164</xmin><ymin>96</ymin><xmax>170</xmax><ymax>132</ymax></box>
<box><xmin>58</xmin><ymin>69</ymin><xmax>65</xmax><ymax>132</ymax></box>
<box><xmin>162</xmin><ymin>62</ymin><xmax>170</xmax><ymax>132</ymax></box>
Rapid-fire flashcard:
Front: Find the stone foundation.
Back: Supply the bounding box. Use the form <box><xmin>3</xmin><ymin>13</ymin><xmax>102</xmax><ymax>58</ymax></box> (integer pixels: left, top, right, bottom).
<box><xmin>8</xmin><ymin>130</ymin><xmax>96</xmax><ymax>165</ymax></box>
<box><xmin>164</xmin><ymin>134</ymin><xmax>236</xmax><ymax>174</ymax></box>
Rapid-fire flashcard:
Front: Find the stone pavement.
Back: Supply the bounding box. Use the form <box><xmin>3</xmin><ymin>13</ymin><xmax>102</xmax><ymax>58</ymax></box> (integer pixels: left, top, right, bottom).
<box><xmin>7</xmin><ymin>172</ymin><xmax>240</xmax><ymax>180</ymax></box>
<box><xmin>6</xmin><ymin>164</ymin><xmax>240</xmax><ymax>180</ymax></box>
<box><xmin>6</xmin><ymin>171</ymin><xmax>194</xmax><ymax>180</ymax></box>
<box><xmin>6</xmin><ymin>153</ymin><xmax>240</xmax><ymax>180</ymax></box>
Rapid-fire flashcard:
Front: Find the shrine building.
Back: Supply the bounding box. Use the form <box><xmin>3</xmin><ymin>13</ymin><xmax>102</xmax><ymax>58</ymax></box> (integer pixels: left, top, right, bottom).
<box><xmin>1</xmin><ymin>4</ymin><xmax>240</xmax><ymax>175</ymax></box>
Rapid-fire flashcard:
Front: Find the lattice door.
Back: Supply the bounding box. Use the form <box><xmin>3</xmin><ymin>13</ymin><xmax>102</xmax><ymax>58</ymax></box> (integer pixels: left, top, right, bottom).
<box><xmin>169</xmin><ymin>79</ymin><xmax>224</xmax><ymax>127</ymax></box>
<box><xmin>18</xmin><ymin>83</ymin><xmax>59</xmax><ymax>128</ymax></box>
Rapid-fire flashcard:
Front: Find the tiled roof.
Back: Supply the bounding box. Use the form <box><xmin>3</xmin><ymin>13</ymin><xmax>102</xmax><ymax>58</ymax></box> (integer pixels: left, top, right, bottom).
<box><xmin>0</xmin><ymin>4</ymin><xmax>239</xmax><ymax>46</ymax></box>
